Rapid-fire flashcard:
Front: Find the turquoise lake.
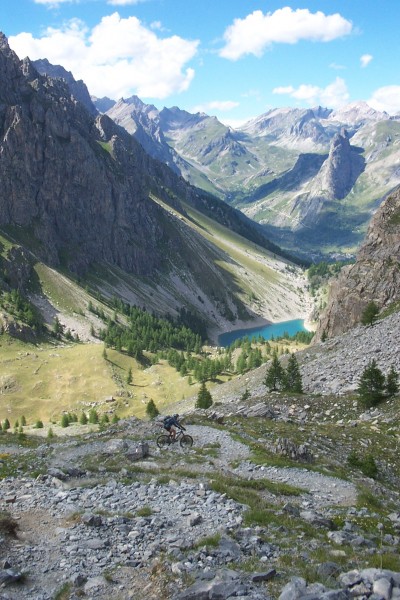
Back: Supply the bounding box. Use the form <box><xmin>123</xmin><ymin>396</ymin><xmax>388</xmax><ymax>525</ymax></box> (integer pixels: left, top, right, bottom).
<box><xmin>218</xmin><ymin>318</ymin><xmax>307</xmax><ymax>347</ymax></box>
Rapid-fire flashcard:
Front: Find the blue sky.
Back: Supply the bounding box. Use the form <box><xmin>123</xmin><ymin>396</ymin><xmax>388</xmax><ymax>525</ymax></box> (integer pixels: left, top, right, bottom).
<box><xmin>2</xmin><ymin>0</ymin><xmax>400</xmax><ymax>126</ymax></box>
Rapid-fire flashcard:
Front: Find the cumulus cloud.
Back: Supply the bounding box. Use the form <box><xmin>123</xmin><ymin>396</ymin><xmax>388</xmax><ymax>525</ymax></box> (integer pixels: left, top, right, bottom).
<box><xmin>273</xmin><ymin>77</ymin><xmax>350</xmax><ymax>109</ymax></box>
<box><xmin>368</xmin><ymin>86</ymin><xmax>400</xmax><ymax>114</ymax></box>
<box><xmin>191</xmin><ymin>100</ymin><xmax>239</xmax><ymax>114</ymax></box>
<box><xmin>360</xmin><ymin>54</ymin><xmax>373</xmax><ymax>68</ymax></box>
<box><xmin>9</xmin><ymin>13</ymin><xmax>199</xmax><ymax>100</ymax></box>
<box><xmin>219</xmin><ymin>7</ymin><xmax>353</xmax><ymax>60</ymax></box>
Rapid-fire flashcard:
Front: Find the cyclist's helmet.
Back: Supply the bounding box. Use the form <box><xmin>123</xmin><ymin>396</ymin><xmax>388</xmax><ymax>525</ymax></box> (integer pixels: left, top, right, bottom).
<box><xmin>174</xmin><ymin>414</ymin><xmax>179</xmax><ymax>419</ymax></box>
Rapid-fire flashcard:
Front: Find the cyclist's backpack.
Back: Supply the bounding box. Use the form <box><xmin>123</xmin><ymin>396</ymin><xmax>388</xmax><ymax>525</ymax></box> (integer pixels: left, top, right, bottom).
<box><xmin>163</xmin><ymin>416</ymin><xmax>173</xmax><ymax>428</ymax></box>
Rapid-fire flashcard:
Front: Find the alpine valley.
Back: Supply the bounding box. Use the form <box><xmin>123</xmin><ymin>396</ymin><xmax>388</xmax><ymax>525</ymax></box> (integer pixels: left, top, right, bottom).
<box><xmin>96</xmin><ymin>93</ymin><xmax>400</xmax><ymax>262</ymax></box>
<box><xmin>1</xmin><ymin>31</ymin><xmax>400</xmax><ymax>600</ymax></box>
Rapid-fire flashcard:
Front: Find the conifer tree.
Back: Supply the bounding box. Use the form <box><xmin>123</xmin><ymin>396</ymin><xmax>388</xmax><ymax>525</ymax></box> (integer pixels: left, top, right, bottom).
<box><xmin>386</xmin><ymin>365</ymin><xmax>399</xmax><ymax>398</ymax></box>
<box><xmin>2</xmin><ymin>418</ymin><xmax>10</xmax><ymax>431</ymax></box>
<box><xmin>196</xmin><ymin>381</ymin><xmax>213</xmax><ymax>409</ymax></box>
<box><xmin>100</xmin><ymin>414</ymin><xmax>109</xmax><ymax>425</ymax></box>
<box><xmin>360</xmin><ymin>301</ymin><xmax>379</xmax><ymax>326</ymax></box>
<box><xmin>126</xmin><ymin>367</ymin><xmax>133</xmax><ymax>385</ymax></box>
<box><xmin>60</xmin><ymin>414</ymin><xmax>69</xmax><ymax>428</ymax></box>
<box><xmin>284</xmin><ymin>353</ymin><xmax>303</xmax><ymax>393</ymax></box>
<box><xmin>88</xmin><ymin>408</ymin><xmax>99</xmax><ymax>424</ymax></box>
<box><xmin>263</xmin><ymin>353</ymin><xmax>285</xmax><ymax>391</ymax></box>
<box><xmin>146</xmin><ymin>399</ymin><xmax>160</xmax><ymax>419</ymax></box>
<box><xmin>79</xmin><ymin>412</ymin><xmax>88</xmax><ymax>425</ymax></box>
<box><xmin>357</xmin><ymin>359</ymin><xmax>386</xmax><ymax>407</ymax></box>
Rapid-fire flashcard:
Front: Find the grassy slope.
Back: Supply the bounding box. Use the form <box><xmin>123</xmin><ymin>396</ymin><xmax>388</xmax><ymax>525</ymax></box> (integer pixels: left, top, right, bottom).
<box><xmin>0</xmin><ymin>194</ymin><xmax>311</xmax><ymax>426</ymax></box>
<box><xmin>0</xmin><ymin>336</ymin><xmax>210</xmax><ymax>425</ymax></box>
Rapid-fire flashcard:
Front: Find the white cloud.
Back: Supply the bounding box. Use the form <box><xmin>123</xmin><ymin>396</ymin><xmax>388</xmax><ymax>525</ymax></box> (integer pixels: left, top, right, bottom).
<box><xmin>219</xmin><ymin>7</ymin><xmax>353</xmax><ymax>60</ymax></box>
<box><xmin>191</xmin><ymin>100</ymin><xmax>239</xmax><ymax>114</ymax></box>
<box><xmin>273</xmin><ymin>77</ymin><xmax>350</xmax><ymax>109</ymax></box>
<box><xmin>107</xmin><ymin>0</ymin><xmax>144</xmax><ymax>5</ymax></box>
<box><xmin>360</xmin><ymin>54</ymin><xmax>373</xmax><ymax>68</ymax></box>
<box><xmin>34</xmin><ymin>0</ymin><xmax>78</xmax><ymax>6</ymax></box>
<box><xmin>368</xmin><ymin>86</ymin><xmax>400</xmax><ymax>114</ymax></box>
<box><xmin>330</xmin><ymin>62</ymin><xmax>346</xmax><ymax>71</ymax></box>
<box><xmin>9</xmin><ymin>13</ymin><xmax>199</xmax><ymax>100</ymax></box>
<box><xmin>272</xmin><ymin>86</ymin><xmax>295</xmax><ymax>95</ymax></box>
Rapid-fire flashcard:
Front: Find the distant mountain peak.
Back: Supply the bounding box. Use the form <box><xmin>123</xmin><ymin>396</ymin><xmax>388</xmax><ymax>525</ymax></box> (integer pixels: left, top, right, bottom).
<box><xmin>328</xmin><ymin>101</ymin><xmax>389</xmax><ymax>124</ymax></box>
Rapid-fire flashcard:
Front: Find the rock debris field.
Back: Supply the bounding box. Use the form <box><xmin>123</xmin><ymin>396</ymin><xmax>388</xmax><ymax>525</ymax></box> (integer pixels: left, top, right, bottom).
<box><xmin>1</xmin><ymin>421</ymin><xmax>400</xmax><ymax>599</ymax></box>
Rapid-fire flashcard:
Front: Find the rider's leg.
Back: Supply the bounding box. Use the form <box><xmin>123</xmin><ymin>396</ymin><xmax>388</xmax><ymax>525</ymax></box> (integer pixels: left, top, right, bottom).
<box><xmin>170</xmin><ymin>426</ymin><xmax>176</xmax><ymax>440</ymax></box>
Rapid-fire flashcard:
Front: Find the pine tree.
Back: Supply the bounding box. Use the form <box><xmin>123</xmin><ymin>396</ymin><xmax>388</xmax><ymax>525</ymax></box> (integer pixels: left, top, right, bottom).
<box><xmin>20</xmin><ymin>415</ymin><xmax>26</xmax><ymax>426</ymax></box>
<box><xmin>263</xmin><ymin>353</ymin><xmax>285</xmax><ymax>391</ymax></box>
<box><xmin>88</xmin><ymin>408</ymin><xmax>99</xmax><ymax>424</ymax></box>
<box><xmin>60</xmin><ymin>414</ymin><xmax>70</xmax><ymax>428</ymax></box>
<box><xmin>79</xmin><ymin>412</ymin><xmax>88</xmax><ymax>425</ymax></box>
<box><xmin>100</xmin><ymin>414</ymin><xmax>109</xmax><ymax>425</ymax></box>
<box><xmin>360</xmin><ymin>301</ymin><xmax>379</xmax><ymax>326</ymax></box>
<box><xmin>2</xmin><ymin>418</ymin><xmax>10</xmax><ymax>431</ymax></box>
<box><xmin>196</xmin><ymin>381</ymin><xmax>213</xmax><ymax>409</ymax></box>
<box><xmin>146</xmin><ymin>399</ymin><xmax>160</xmax><ymax>419</ymax></box>
<box><xmin>52</xmin><ymin>316</ymin><xmax>64</xmax><ymax>337</ymax></box>
<box><xmin>357</xmin><ymin>359</ymin><xmax>386</xmax><ymax>407</ymax></box>
<box><xmin>126</xmin><ymin>367</ymin><xmax>133</xmax><ymax>385</ymax></box>
<box><xmin>284</xmin><ymin>353</ymin><xmax>303</xmax><ymax>393</ymax></box>
<box><xmin>386</xmin><ymin>365</ymin><xmax>399</xmax><ymax>398</ymax></box>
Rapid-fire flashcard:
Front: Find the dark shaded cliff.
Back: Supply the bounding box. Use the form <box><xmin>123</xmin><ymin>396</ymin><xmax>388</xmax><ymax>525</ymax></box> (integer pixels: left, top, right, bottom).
<box><xmin>315</xmin><ymin>186</ymin><xmax>400</xmax><ymax>340</ymax></box>
<box><xmin>0</xmin><ymin>33</ymin><xmax>286</xmax><ymax>279</ymax></box>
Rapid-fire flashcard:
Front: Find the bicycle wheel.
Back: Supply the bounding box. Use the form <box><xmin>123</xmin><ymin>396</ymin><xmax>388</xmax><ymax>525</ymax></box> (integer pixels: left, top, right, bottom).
<box><xmin>180</xmin><ymin>434</ymin><xmax>193</xmax><ymax>448</ymax></box>
<box><xmin>157</xmin><ymin>434</ymin><xmax>171</xmax><ymax>448</ymax></box>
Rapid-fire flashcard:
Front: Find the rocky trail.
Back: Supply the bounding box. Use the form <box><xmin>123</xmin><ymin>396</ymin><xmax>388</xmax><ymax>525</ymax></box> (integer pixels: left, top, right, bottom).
<box><xmin>1</xmin><ymin>412</ymin><xmax>400</xmax><ymax>600</ymax></box>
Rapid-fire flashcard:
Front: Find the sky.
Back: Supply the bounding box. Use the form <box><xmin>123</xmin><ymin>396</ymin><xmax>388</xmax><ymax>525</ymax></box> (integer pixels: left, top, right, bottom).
<box><xmin>1</xmin><ymin>0</ymin><xmax>400</xmax><ymax>127</ymax></box>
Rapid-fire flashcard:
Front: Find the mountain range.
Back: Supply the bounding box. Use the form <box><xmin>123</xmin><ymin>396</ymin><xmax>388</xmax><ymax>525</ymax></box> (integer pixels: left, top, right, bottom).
<box><xmin>92</xmin><ymin>94</ymin><xmax>400</xmax><ymax>261</ymax></box>
<box><xmin>2</xmin><ymin>33</ymin><xmax>400</xmax><ymax>342</ymax></box>
<box><xmin>0</xmin><ymin>33</ymin><xmax>308</xmax><ymax>341</ymax></box>
<box><xmin>31</xmin><ymin>51</ymin><xmax>400</xmax><ymax>263</ymax></box>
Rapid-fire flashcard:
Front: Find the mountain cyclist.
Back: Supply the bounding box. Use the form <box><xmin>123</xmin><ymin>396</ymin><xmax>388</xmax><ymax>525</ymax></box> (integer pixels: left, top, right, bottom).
<box><xmin>163</xmin><ymin>414</ymin><xmax>185</xmax><ymax>440</ymax></box>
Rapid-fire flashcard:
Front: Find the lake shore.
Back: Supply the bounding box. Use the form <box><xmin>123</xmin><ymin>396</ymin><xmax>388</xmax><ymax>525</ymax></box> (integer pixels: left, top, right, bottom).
<box><xmin>207</xmin><ymin>315</ymin><xmax>271</xmax><ymax>346</ymax></box>
<box><xmin>208</xmin><ymin>314</ymin><xmax>317</xmax><ymax>347</ymax></box>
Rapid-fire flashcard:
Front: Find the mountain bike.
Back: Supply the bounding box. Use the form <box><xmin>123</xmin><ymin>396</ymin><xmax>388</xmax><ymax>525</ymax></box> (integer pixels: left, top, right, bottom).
<box><xmin>156</xmin><ymin>428</ymin><xmax>193</xmax><ymax>449</ymax></box>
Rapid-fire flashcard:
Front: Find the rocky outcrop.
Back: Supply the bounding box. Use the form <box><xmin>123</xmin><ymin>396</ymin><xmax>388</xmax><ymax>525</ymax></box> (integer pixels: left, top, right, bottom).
<box><xmin>316</xmin><ymin>129</ymin><xmax>365</xmax><ymax>200</ymax></box>
<box><xmin>315</xmin><ymin>186</ymin><xmax>400</xmax><ymax>339</ymax></box>
<box><xmin>33</xmin><ymin>58</ymin><xmax>97</xmax><ymax>116</ymax></box>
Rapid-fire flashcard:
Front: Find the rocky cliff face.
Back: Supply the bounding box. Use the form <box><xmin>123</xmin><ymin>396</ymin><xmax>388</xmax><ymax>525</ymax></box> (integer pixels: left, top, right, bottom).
<box><xmin>0</xmin><ymin>34</ymin><xmax>172</xmax><ymax>276</ymax></box>
<box><xmin>33</xmin><ymin>58</ymin><xmax>98</xmax><ymax>117</ymax></box>
<box><xmin>315</xmin><ymin>186</ymin><xmax>400</xmax><ymax>339</ymax></box>
<box><xmin>0</xmin><ymin>32</ymin><xmax>295</xmax><ymax>329</ymax></box>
